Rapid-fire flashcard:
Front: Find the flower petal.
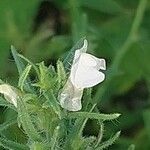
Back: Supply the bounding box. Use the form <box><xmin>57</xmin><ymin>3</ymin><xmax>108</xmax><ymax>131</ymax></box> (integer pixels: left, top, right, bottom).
<box><xmin>0</xmin><ymin>84</ymin><xmax>18</xmax><ymax>107</ymax></box>
<box><xmin>73</xmin><ymin>39</ymin><xmax>88</xmax><ymax>64</ymax></box>
<box><xmin>72</xmin><ymin>66</ymin><xmax>105</xmax><ymax>88</ymax></box>
<box><xmin>79</xmin><ymin>53</ymin><xmax>106</xmax><ymax>70</ymax></box>
<box><xmin>79</xmin><ymin>53</ymin><xmax>97</xmax><ymax>67</ymax></box>
<box><xmin>78</xmin><ymin>39</ymin><xmax>88</xmax><ymax>53</ymax></box>
<box><xmin>70</xmin><ymin>52</ymin><xmax>106</xmax><ymax>89</ymax></box>
<box><xmin>59</xmin><ymin>80</ymin><xmax>83</xmax><ymax>111</ymax></box>
<box><xmin>96</xmin><ymin>58</ymin><xmax>106</xmax><ymax>70</ymax></box>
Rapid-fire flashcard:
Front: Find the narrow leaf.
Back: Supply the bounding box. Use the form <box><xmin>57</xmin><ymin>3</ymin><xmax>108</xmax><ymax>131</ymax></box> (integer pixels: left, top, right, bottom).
<box><xmin>0</xmin><ymin>117</ymin><xmax>17</xmax><ymax>132</ymax></box>
<box><xmin>17</xmin><ymin>96</ymin><xmax>43</xmax><ymax>141</ymax></box>
<box><xmin>18</xmin><ymin>54</ymin><xmax>40</xmax><ymax>78</ymax></box>
<box><xmin>95</xmin><ymin>123</ymin><xmax>104</xmax><ymax>148</ymax></box>
<box><xmin>0</xmin><ymin>97</ymin><xmax>16</xmax><ymax>111</ymax></box>
<box><xmin>96</xmin><ymin>131</ymin><xmax>121</xmax><ymax>150</ymax></box>
<box><xmin>68</xmin><ymin>112</ymin><xmax>121</xmax><ymax>121</ymax></box>
<box><xmin>18</xmin><ymin>65</ymin><xmax>32</xmax><ymax>91</ymax></box>
<box><xmin>11</xmin><ymin>46</ymin><xmax>33</xmax><ymax>92</ymax></box>
<box><xmin>11</xmin><ymin>45</ymin><xmax>25</xmax><ymax>75</ymax></box>
<box><xmin>50</xmin><ymin>126</ymin><xmax>60</xmax><ymax>150</ymax></box>
<box><xmin>43</xmin><ymin>91</ymin><xmax>61</xmax><ymax>119</ymax></box>
<box><xmin>64</xmin><ymin>104</ymin><xmax>96</xmax><ymax>149</ymax></box>
<box><xmin>0</xmin><ymin>137</ymin><xmax>29</xmax><ymax>150</ymax></box>
<box><xmin>57</xmin><ymin>60</ymin><xmax>66</xmax><ymax>85</ymax></box>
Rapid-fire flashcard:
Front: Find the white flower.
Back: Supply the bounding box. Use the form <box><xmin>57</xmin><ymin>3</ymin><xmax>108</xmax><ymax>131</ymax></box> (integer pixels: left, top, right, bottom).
<box><xmin>0</xmin><ymin>84</ymin><xmax>19</xmax><ymax>107</ymax></box>
<box><xmin>59</xmin><ymin>39</ymin><xmax>106</xmax><ymax>111</ymax></box>
<box><xmin>59</xmin><ymin>79</ymin><xmax>83</xmax><ymax>111</ymax></box>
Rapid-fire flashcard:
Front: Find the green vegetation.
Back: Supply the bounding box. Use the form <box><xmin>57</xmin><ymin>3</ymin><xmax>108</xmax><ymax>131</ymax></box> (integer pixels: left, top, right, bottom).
<box><xmin>0</xmin><ymin>0</ymin><xmax>150</xmax><ymax>149</ymax></box>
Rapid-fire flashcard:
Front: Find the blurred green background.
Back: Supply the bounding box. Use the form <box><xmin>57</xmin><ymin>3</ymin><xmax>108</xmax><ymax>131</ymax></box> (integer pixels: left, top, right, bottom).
<box><xmin>0</xmin><ymin>0</ymin><xmax>150</xmax><ymax>149</ymax></box>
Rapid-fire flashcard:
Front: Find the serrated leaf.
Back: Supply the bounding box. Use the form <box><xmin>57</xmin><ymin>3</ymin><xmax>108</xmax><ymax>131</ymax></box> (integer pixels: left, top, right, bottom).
<box><xmin>68</xmin><ymin>112</ymin><xmax>121</xmax><ymax>121</ymax></box>
<box><xmin>50</xmin><ymin>126</ymin><xmax>60</xmax><ymax>150</ymax></box>
<box><xmin>43</xmin><ymin>91</ymin><xmax>61</xmax><ymax>119</ymax></box>
<box><xmin>0</xmin><ymin>117</ymin><xmax>17</xmax><ymax>132</ymax></box>
<box><xmin>18</xmin><ymin>64</ymin><xmax>32</xmax><ymax>91</ymax></box>
<box><xmin>64</xmin><ymin>105</ymin><xmax>96</xmax><ymax>149</ymax></box>
<box><xmin>82</xmin><ymin>88</ymin><xmax>92</xmax><ymax>111</ymax></box>
<box><xmin>11</xmin><ymin>45</ymin><xmax>25</xmax><ymax>75</ymax></box>
<box><xmin>0</xmin><ymin>97</ymin><xmax>16</xmax><ymax>111</ymax></box>
<box><xmin>17</xmin><ymin>96</ymin><xmax>43</xmax><ymax>142</ymax></box>
<box><xmin>18</xmin><ymin>54</ymin><xmax>40</xmax><ymax>78</ymax></box>
<box><xmin>57</xmin><ymin>60</ymin><xmax>66</xmax><ymax>85</ymax></box>
<box><xmin>43</xmin><ymin>91</ymin><xmax>61</xmax><ymax>118</ymax></box>
<box><xmin>0</xmin><ymin>137</ymin><xmax>29</xmax><ymax>150</ymax></box>
<box><xmin>11</xmin><ymin>46</ymin><xmax>33</xmax><ymax>92</ymax></box>
<box><xmin>82</xmin><ymin>136</ymin><xmax>97</xmax><ymax>149</ymax></box>
<box><xmin>95</xmin><ymin>131</ymin><xmax>121</xmax><ymax>150</ymax></box>
<box><xmin>30</xmin><ymin>142</ymin><xmax>48</xmax><ymax>150</ymax></box>
<box><xmin>95</xmin><ymin>123</ymin><xmax>104</xmax><ymax>148</ymax></box>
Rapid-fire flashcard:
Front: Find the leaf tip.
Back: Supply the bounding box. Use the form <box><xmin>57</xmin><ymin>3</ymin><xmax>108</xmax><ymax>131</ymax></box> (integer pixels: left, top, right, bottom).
<box><xmin>116</xmin><ymin>113</ymin><xmax>121</xmax><ymax>117</ymax></box>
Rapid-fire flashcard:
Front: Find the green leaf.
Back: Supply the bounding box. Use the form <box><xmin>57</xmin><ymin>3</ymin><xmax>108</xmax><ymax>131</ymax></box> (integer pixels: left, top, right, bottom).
<box><xmin>0</xmin><ymin>137</ymin><xmax>29</xmax><ymax>150</ymax></box>
<box><xmin>34</xmin><ymin>62</ymin><xmax>57</xmax><ymax>91</ymax></box>
<box><xmin>11</xmin><ymin>45</ymin><xmax>25</xmax><ymax>75</ymax></box>
<box><xmin>11</xmin><ymin>46</ymin><xmax>33</xmax><ymax>92</ymax></box>
<box><xmin>43</xmin><ymin>91</ymin><xmax>61</xmax><ymax>119</ymax></box>
<box><xmin>81</xmin><ymin>0</ymin><xmax>122</xmax><ymax>14</ymax></box>
<box><xmin>17</xmin><ymin>96</ymin><xmax>43</xmax><ymax>142</ymax></box>
<box><xmin>68</xmin><ymin>112</ymin><xmax>121</xmax><ymax>121</ymax></box>
<box><xmin>0</xmin><ymin>117</ymin><xmax>17</xmax><ymax>132</ymax></box>
<box><xmin>95</xmin><ymin>131</ymin><xmax>121</xmax><ymax>150</ymax></box>
<box><xmin>0</xmin><ymin>97</ymin><xmax>16</xmax><ymax>111</ymax></box>
<box><xmin>18</xmin><ymin>54</ymin><xmax>40</xmax><ymax>78</ymax></box>
<box><xmin>82</xmin><ymin>88</ymin><xmax>92</xmax><ymax>111</ymax></box>
<box><xmin>50</xmin><ymin>126</ymin><xmax>60</xmax><ymax>150</ymax></box>
<box><xmin>82</xmin><ymin>136</ymin><xmax>97</xmax><ymax>149</ymax></box>
<box><xmin>64</xmin><ymin>105</ymin><xmax>96</xmax><ymax>149</ymax></box>
<box><xmin>18</xmin><ymin>64</ymin><xmax>32</xmax><ymax>91</ymax></box>
<box><xmin>57</xmin><ymin>60</ymin><xmax>66</xmax><ymax>86</ymax></box>
<box><xmin>95</xmin><ymin>123</ymin><xmax>104</xmax><ymax>148</ymax></box>
<box><xmin>30</xmin><ymin>142</ymin><xmax>47</xmax><ymax>150</ymax></box>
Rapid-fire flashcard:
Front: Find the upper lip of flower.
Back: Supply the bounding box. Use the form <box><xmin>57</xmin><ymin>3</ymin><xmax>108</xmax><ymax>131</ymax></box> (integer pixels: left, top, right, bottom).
<box><xmin>69</xmin><ymin>40</ymin><xmax>106</xmax><ymax>89</ymax></box>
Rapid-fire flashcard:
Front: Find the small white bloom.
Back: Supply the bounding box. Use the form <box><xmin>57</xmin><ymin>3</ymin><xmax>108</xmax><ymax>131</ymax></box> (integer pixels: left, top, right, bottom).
<box><xmin>0</xmin><ymin>84</ymin><xmax>19</xmax><ymax>107</ymax></box>
<box><xmin>59</xmin><ymin>39</ymin><xmax>106</xmax><ymax>111</ymax></box>
<box><xmin>59</xmin><ymin>79</ymin><xmax>83</xmax><ymax>111</ymax></box>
